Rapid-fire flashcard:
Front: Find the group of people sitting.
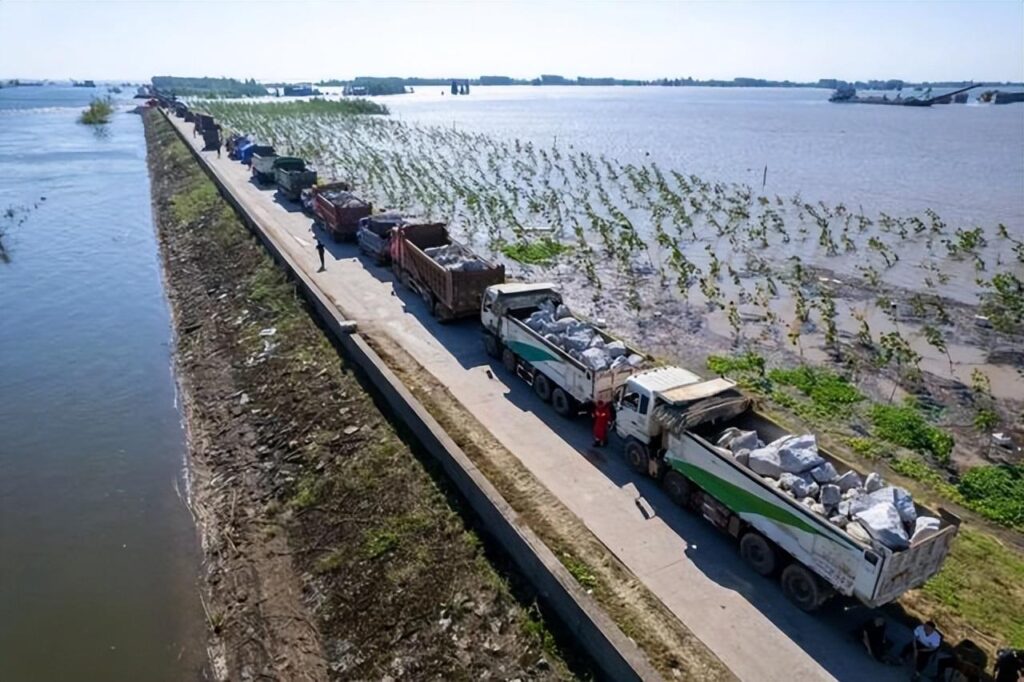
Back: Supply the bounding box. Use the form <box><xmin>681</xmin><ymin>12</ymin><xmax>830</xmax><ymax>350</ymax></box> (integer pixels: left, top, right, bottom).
<box><xmin>860</xmin><ymin>616</ymin><xmax>1021</xmax><ymax>681</ymax></box>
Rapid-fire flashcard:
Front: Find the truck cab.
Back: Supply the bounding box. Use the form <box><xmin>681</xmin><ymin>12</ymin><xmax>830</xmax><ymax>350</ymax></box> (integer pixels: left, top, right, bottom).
<box><xmin>615</xmin><ymin>368</ymin><xmax>746</xmax><ymax>474</ymax></box>
<box><xmin>480</xmin><ymin>282</ymin><xmax>561</xmax><ymax>337</ymax></box>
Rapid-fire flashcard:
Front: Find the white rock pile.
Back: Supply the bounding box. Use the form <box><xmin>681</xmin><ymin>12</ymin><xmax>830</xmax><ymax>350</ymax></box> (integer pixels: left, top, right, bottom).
<box><xmin>717</xmin><ymin>428</ymin><xmax>941</xmax><ymax>551</ymax></box>
<box><xmin>524</xmin><ymin>300</ymin><xmax>645</xmax><ymax>372</ymax></box>
<box><xmin>424</xmin><ymin>244</ymin><xmax>492</xmax><ymax>272</ymax></box>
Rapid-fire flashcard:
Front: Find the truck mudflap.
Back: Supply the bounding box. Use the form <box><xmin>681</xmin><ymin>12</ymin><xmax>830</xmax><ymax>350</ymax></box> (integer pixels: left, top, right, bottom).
<box><xmin>870</xmin><ymin>509</ymin><xmax>960</xmax><ymax>606</ymax></box>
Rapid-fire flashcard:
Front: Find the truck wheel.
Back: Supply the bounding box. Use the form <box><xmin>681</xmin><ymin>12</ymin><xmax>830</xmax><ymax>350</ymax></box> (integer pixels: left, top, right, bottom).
<box><xmin>625</xmin><ymin>440</ymin><xmax>649</xmax><ymax>474</ymax></box>
<box><xmin>739</xmin><ymin>532</ymin><xmax>777</xmax><ymax>577</ymax></box>
<box><xmin>663</xmin><ymin>471</ymin><xmax>692</xmax><ymax>507</ymax></box>
<box><xmin>781</xmin><ymin>564</ymin><xmax>825</xmax><ymax>612</ymax></box>
<box><xmin>483</xmin><ymin>334</ymin><xmax>500</xmax><ymax>359</ymax></box>
<box><xmin>533</xmin><ymin>374</ymin><xmax>552</xmax><ymax>402</ymax></box>
<box><xmin>502</xmin><ymin>349</ymin><xmax>517</xmax><ymax>374</ymax></box>
<box><xmin>433</xmin><ymin>300</ymin><xmax>452</xmax><ymax>324</ymax></box>
<box><xmin>551</xmin><ymin>388</ymin><xmax>574</xmax><ymax>418</ymax></box>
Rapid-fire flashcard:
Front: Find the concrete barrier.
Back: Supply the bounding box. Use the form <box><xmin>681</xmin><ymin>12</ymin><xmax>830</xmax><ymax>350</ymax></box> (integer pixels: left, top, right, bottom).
<box><xmin>158</xmin><ymin>109</ymin><xmax>663</xmax><ymax>682</ymax></box>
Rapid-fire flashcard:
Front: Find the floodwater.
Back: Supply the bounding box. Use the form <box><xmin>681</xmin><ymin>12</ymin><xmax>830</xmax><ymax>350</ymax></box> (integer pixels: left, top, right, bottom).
<box><xmin>380</xmin><ymin>85</ymin><xmax>1024</xmax><ymax>242</ymax></box>
<box><xmin>0</xmin><ymin>87</ymin><xmax>206</xmax><ymax>680</ymax></box>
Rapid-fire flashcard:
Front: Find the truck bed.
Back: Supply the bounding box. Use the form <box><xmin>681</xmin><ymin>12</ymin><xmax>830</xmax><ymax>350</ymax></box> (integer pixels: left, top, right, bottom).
<box><xmin>392</xmin><ymin>224</ymin><xmax>504</xmax><ymax>320</ymax></box>
<box><xmin>664</xmin><ymin>405</ymin><xmax>959</xmax><ymax>605</ymax></box>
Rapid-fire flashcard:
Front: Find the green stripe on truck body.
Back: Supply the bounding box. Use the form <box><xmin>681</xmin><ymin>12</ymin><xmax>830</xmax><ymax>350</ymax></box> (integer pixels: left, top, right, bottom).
<box><xmin>668</xmin><ymin>444</ymin><xmax>859</xmax><ymax>552</ymax></box>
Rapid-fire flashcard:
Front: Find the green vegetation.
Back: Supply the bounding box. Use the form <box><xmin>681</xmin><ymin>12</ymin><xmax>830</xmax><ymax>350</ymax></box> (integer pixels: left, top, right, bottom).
<box><xmin>868</xmin><ymin>401</ymin><xmax>954</xmax><ymax>464</ymax></box>
<box><xmin>148</xmin><ymin>111</ymin><xmax>581</xmax><ymax>677</ymax></box>
<box><xmin>767</xmin><ymin>365</ymin><xmax>864</xmax><ymax>414</ymax></box>
<box><xmin>559</xmin><ymin>552</ymin><xmax>598</xmax><ymax>591</ymax></box>
<box><xmin>500</xmin><ymin>237</ymin><xmax>571</xmax><ymax>265</ymax></box>
<box><xmin>152</xmin><ymin>76</ymin><xmax>267</xmax><ymax>98</ymax></box>
<box><xmin>957</xmin><ymin>465</ymin><xmax>1024</xmax><ymax>530</ymax></box>
<box><xmin>78</xmin><ymin>96</ymin><xmax>113</xmax><ymax>125</ymax></box>
<box><xmin>916</xmin><ymin>529</ymin><xmax>1024</xmax><ymax>648</ymax></box>
<box><xmin>202</xmin><ymin>98</ymin><xmax>388</xmax><ymax>118</ymax></box>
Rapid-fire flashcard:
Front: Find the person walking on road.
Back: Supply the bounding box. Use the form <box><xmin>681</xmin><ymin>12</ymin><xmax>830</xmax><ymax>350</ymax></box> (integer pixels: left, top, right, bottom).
<box><xmin>315</xmin><ymin>237</ymin><xmax>326</xmax><ymax>272</ymax></box>
<box><xmin>901</xmin><ymin>621</ymin><xmax>941</xmax><ymax>679</ymax></box>
<box><xmin>592</xmin><ymin>400</ymin><xmax>612</xmax><ymax>447</ymax></box>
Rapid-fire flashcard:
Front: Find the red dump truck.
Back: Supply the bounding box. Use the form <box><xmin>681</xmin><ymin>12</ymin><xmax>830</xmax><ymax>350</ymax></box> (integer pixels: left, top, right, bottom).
<box><xmin>313</xmin><ymin>190</ymin><xmax>372</xmax><ymax>241</ymax></box>
<box><xmin>390</xmin><ymin>223</ymin><xmax>505</xmax><ymax>321</ymax></box>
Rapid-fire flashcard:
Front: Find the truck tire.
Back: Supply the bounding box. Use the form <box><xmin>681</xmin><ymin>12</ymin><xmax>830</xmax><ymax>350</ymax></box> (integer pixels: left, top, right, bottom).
<box><xmin>533</xmin><ymin>373</ymin><xmax>552</xmax><ymax>402</ymax></box>
<box><xmin>625</xmin><ymin>439</ymin><xmax>649</xmax><ymax>474</ymax></box>
<box><xmin>662</xmin><ymin>471</ymin><xmax>692</xmax><ymax>507</ymax></box>
<box><xmin>739</xmin><ymin>532</ymin><xmax>777</xmax><ymax>577</ymax></box>
<box><xmin>781</xmin><ymin>564</ymin><xmax>826</xmax><ymax>612</ymax></box>
<box><xmin>551</xmin><ymin>388</ymin><xmax>574</xmax><ymax>418</ymax></box>
<box><xmin>502</xmin><ymin>348</ymin><xmax>517</xmax><ymax>374</ymax></box>
<box><xmin>432</xmin><ymin>299</ymin><xmax>452</xmax><ymax>323</ymax></box>
<box><xmin>483</xmin><ymin>334</ymin><xmax>500</xmax><ymax>359</ymax></box>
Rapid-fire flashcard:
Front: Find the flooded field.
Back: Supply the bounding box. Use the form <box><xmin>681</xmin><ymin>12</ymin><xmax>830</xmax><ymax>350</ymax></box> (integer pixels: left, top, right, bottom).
<box><xmin>203</xmin><ymin>91</ymin><xmax>1023</xmax><ymax>416</ymax></box>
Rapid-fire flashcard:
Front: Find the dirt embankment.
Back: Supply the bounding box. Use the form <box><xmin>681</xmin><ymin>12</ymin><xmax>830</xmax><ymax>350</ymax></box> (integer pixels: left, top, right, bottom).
<box><xmin>144</xmin><ymin>111</ymin><xmax>582</xmax><ymax>680</ymax></box>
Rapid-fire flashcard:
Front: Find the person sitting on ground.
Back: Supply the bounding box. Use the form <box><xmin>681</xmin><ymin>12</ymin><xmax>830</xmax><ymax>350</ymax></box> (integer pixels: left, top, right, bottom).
<box><xmin>859</xmin><ymin>616</ymin><xmax>891</xmax><ymax>662</ymax></box>
<box><xmin>994</xmin><ymin>648</ymin><xmax>1023</xmax><ymax>682</ymax></box>
<box><xmin>902</xmin><ymin>621</ymin><xmax>942</xmax><ymax>679</ymax></box>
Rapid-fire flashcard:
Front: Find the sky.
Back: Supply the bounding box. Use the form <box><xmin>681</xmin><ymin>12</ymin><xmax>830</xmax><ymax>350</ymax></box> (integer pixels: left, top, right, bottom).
<box><xmin>1</xmin><ymin>0</ymin><xmax>1022</xmax><ymax>83</ymax></box>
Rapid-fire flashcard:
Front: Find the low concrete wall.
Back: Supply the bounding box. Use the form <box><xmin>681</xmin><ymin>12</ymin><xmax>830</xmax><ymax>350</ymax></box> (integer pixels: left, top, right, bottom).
<box><xmin>158</xmin><ymin>109</ymin><xmax>663</xmax><ymax>682</ymax></box>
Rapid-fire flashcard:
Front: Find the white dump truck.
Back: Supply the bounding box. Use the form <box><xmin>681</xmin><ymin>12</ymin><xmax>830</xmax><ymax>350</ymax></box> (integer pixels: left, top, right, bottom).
<box><xmin>481</xmin><ymin>283</ymin><xmax>646</xmax><ymax>417</ymax></box>
<box><xmin>614</xmin><ymin>366</ymin><xmax>960</xmax><ymax>611</ymax></box>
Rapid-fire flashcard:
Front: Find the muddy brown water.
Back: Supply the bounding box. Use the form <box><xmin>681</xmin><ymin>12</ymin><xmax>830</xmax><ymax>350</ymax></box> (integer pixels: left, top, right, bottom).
<box><xmin>0</xmin><ymin>88</ymin><xmax>206</xmax><ymax>679</ymax></box>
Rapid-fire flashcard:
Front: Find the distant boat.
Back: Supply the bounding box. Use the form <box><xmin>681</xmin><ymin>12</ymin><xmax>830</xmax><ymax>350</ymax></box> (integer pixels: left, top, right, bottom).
<box><xmin>72</xmin><ymin>80</ymin><xmax>97</xmax><ymax>88</ymax></box>
<box><xmin>829</xmin><ymin>85</ymin><xmax>931</xmax><ymax>107</ymax></box>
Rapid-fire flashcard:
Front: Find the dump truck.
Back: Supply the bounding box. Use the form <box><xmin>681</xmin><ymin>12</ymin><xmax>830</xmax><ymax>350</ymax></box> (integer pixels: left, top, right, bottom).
<box><xmin>276</xmin><ymin>162</ymin><xmax>318</xmax><ymax>202</ymax></box>
<box><xmin>612</xmin><ymin>367</ymin><xmax>960</xmax><ymax>611</ymax></box>
<box><xmin>302</xmin><ymin>180</ymin><xmax>351</xmax><ymax>213</ymax></box>
<box><xmin>392</xmin><ymin>224</ymin><xmax>504</xmax><ymax>321</ymax></box>
<box><xmin>251</xmin><ymin>150</ymin><xmax>286</xmax><ymax>183</ymax></box>
<box><xmin>357</xmin><ymin>213</ymin><xmax>444</xmax><ymax>265</ymax></box>
<box><xmin>356</xmin><ymin>212</ymin><xmax>405</xmax><ymax>264</ymax></box>
<box><xmin>481</xmin><ymin>283</ymin><xmax>644</xmax><ymax>416</ymax></box>
<box><xmin>201</xmin><ymin>127</ymin><xmax>221</xmax><ymax>152</ymax></box>
<box><xmin>313</xmin><ymin>190</ymin><xmax>371</xmax><ymax>241</ymax></box>
<box><xmin>239</xmin><ymin>143</ymin><xmax>273</xmax><ymax>166</ymax></box>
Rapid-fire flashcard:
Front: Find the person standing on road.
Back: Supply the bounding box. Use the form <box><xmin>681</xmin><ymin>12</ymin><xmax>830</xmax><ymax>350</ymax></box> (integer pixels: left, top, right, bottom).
<box><xmin>902</xmin><ymin>621</ymin><xmax>941</xmax><ymax>679</ymax></box>
<box><xmin>592</xmin><ymin>400</ymin><xmax>611</xmax><ymax>447</ymax></box>
<box><xmin>315</xmin><ymin>237</ymin><xmax>326</xmax><ymax>272</ymax></box>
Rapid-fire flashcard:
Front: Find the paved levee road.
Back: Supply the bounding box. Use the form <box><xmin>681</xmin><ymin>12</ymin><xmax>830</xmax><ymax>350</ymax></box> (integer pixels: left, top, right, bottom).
<box><xmin>167</xmin><ymin>113</ymin><xmax>914</xmax><ymax>682</ymax></box>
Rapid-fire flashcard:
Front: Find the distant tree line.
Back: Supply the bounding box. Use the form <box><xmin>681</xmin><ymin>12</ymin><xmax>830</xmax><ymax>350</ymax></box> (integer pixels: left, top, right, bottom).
<box><xmin>151</xmin><ymin>76</ymin><xmax>267</xmax><ymax>97</ymax></box>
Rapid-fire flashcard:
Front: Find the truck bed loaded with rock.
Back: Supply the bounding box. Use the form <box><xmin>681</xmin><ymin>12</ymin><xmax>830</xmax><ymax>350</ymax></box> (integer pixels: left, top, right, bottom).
<box><xmin>614</xmin><ymin>367</ymin><xmax>961</xmax><ymax>611</ymax></box>
<box><xmin>391</xmin><ymin>223</ymin><xmax>505</xmax><ymax>321</ymax></box>
<box><xmin>482</xmin><ymin>283</ymin><xmax>647</xmax><ymax>417</ymax></box>
<box><xmin>313</xmin><ymin>189</ymin><xmax>372</xmax><ymax>241</ymax></box>
<box><xmin>275</xmin><ymin>161</ymin><xmax>318</xmax><ymax>202</ymax></box>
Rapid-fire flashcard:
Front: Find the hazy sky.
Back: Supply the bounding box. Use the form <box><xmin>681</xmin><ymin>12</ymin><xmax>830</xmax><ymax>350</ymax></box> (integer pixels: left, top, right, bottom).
<box><xmin>2</xmin><ymin>0</ymin><xmax>1022</xmax><ymax>83</ymax></box>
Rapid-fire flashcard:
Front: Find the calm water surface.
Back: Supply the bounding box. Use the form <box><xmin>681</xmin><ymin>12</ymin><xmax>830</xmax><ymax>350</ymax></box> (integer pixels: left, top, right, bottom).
<box><xmin>0</xmin><ymin>87</ymin><xmax>206</xmax><ymax>680</ymax></box>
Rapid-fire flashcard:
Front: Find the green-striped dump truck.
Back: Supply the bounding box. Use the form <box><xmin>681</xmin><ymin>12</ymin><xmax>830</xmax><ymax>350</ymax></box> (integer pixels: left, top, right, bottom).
<box><xmin>481</xmin><ymin>283</ymin><xmax>645</xmax><ymax>417</ymax></box>
<box><xmin>613</xmin><ymin>366</ymin><xmax>960</xmax><ymax>611</ymax></box>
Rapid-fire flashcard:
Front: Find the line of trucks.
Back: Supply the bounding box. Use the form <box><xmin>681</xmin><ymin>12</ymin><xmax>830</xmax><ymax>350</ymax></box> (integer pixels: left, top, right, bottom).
<box><xmin>168</xmin><ymin>101</ymin><xmax>961</xmax><ymax>614</ymax></box>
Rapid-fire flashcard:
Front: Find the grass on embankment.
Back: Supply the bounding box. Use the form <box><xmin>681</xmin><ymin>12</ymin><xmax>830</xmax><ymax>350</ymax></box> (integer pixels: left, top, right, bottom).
<box><xmin>147</xmin><ymin>110</ymin><xmax>585</xmax><ymax>678</ymax></box>
<box><xmin>707</xmin><ymin>351</ymin><xmax>1024</xmax><ymax>649</ymax></box>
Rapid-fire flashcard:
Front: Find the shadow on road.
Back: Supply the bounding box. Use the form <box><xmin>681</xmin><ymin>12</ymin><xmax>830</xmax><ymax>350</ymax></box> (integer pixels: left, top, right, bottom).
<box><xmin>215</xmin><ymin>169</ymin><xmax>922</xmax><ymax>681</ymax></box>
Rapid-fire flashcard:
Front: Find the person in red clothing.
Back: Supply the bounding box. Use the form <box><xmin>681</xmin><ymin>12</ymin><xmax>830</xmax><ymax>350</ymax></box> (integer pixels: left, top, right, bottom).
<box><xmin>592</xmin><ymin>400</ymin><xmax>612</xmax><ymax>447</ymax></box>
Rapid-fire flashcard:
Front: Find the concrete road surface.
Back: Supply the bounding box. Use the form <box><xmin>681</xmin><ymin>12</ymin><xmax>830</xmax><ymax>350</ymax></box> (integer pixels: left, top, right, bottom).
<box><xmin>167</xmin><ymin>113</ymin><xmax>918</xmax><ymax>682</ymax></box>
